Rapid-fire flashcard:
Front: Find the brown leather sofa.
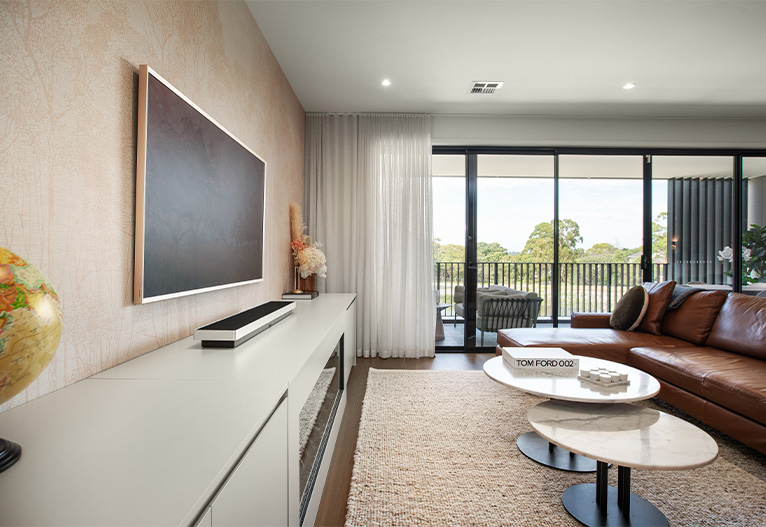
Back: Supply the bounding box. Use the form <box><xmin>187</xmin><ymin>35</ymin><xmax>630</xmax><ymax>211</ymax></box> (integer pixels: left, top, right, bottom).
<box><xmin>497</xmin><ymin>291</ymin><xmax>766</xmax><ymax>455</ymax></box>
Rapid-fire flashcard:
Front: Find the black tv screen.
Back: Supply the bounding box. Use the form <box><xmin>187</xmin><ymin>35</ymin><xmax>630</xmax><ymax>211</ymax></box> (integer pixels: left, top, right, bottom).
<box><xmin>134</xmin><ymin>65</ymin><xmax>266</xmax><ymax>304</ymax></box>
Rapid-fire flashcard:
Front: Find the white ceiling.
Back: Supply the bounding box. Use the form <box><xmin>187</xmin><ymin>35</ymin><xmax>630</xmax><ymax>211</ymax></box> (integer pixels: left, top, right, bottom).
<box><xmin>245</xmin><ymin>0</ymin><xmax>766</xmax><ymax>118</ymax></box>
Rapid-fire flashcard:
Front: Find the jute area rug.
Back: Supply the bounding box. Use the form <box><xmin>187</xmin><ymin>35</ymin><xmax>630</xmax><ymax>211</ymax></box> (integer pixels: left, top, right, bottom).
<box><xmin>346</xmin><ymin>369</ymin><xmax>766</xmax><ymax>527</ymax></box>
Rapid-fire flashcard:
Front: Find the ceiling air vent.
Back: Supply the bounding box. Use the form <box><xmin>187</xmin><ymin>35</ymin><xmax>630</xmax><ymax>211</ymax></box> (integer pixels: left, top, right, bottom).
<box><xmin>469</xmin><ymin>81</ymin><xmax>504</xmax><ymax>94</ymax></box>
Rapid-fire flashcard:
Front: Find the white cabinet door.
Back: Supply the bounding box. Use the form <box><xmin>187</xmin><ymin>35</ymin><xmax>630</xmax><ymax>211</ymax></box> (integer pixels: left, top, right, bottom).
<box><xmin>195</xmin><ymin>507</ymin><xmax>212</xmax><ymax>527</ymax></box>
<box><xmin>212</xmin><ymin>399</ymin><xmax>288</xmax><ymax>526</ymax></box>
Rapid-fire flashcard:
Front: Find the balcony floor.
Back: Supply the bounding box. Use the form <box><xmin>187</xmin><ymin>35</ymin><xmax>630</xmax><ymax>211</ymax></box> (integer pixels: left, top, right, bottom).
<box><xmin>438</xmin><ymin>321</ymin><xmax>498</xmax><ymax>349</ymax></box>
<box><xmin>437</xmin><ymin>318</ymin><xmax>569</xmax><ymax>350</ymax></box>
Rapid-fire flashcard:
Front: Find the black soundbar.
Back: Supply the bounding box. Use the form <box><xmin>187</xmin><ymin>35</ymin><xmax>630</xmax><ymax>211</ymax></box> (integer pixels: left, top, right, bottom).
<box><xmin>193</xmin><ymin>301</ymin><xmax>295</xmax><ymax>348</ymax></box>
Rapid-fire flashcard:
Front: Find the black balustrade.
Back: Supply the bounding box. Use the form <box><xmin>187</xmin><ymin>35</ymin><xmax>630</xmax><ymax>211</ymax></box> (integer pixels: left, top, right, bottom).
<box><xmin>435</xmin><ymin>261</ymin><xmax>668</xmax><ymax>320</ymax></box>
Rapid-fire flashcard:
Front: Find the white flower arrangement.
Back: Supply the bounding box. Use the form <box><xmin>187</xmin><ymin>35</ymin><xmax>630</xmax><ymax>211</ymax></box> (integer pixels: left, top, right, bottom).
<box><xmin>718</xmin><ymin>245</ymin><xmax>757</xmax><ymax>279</ymax></box>
<box><xmin>717</xmin><ymin>245</ymin><xmax>750</xmax><ymax>263</ymax></box>
<box><xmin>294</xmin><ymin>242</ymin><xmax>327</xmax><ymax>278</ymax></box>
<box><xmin>717</xmin><ymin>223</ymin><xmax>766</xmax><ymax>283</ymax></box>
<box><xmin>289</xmin><ymin>202</ymin><xmax>327</xmax><ymax>279</ymax></box>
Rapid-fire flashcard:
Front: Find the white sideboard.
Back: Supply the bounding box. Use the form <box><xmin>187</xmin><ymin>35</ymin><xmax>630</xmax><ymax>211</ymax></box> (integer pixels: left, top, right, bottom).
<box><xmin>0</xmin><ymin>293</ymin><xmax>356</xmax><ymax>526</ymax></box>
<box><xmin>205</xmin><ymin>397</ymin><xmax>288</xmax><ymax>526</ymax></box>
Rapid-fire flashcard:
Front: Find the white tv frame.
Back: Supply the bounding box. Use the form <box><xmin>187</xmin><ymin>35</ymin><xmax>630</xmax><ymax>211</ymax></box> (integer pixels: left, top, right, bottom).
<box><xmin>134</xmin><ymin>64</ymin><xmax>267</xmax><ymax>304</ymax></box>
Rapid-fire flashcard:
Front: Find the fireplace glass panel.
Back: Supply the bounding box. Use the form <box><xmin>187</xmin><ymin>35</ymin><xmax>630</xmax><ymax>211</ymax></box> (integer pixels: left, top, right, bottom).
<box><xmin>299</xmin><ymin>337</ymin><xmax>343</xmax><ymax>523</ymax></box>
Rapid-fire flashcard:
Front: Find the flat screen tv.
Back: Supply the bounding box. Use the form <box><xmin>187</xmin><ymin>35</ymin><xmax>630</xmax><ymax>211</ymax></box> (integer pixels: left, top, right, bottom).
<box><xmin>134</xmin><ymin>65</ymin><xmax>266</xmax><ymax>304</ymax></box>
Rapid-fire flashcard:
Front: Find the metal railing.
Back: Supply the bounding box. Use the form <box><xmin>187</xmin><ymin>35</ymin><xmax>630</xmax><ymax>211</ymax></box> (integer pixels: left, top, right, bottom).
<box><xmin>435</xmin><ymin>261</ymin><xmax>669</xmax><ymax>319</ymax></box>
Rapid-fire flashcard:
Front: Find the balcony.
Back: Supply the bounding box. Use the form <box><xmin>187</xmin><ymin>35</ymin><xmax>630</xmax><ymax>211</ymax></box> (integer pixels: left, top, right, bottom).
<box><xmin>435</xmin><ymin>261</ymin><xmax>669</xmax><ymax>346</ymax></box>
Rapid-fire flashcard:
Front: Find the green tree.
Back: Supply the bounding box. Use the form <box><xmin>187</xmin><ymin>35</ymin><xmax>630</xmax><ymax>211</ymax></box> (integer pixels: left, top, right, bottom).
<box><xmin>519</xmin><ymin>219</ymin><xmax>584</xmax><ymax>262</ymax></box>
<box><xmin>652</xmin><ymin>212</ymin><xmax>668</xmax><ymax>263</ymax></box>
<box><xmin>579</xmin><ymin>242</ymin><xmax>623</xmax><ymax>263</ymax></box>
<box><xmin>433</xmin><ymin>238</ymin><xmax>465</xmax><ymax>283</ymax></box>
<box><xmin>434</xmin><ymin>238</ymin><xmax>465</xmax><ymax>263</ymax></box>
<box><xmin>577</xmin><ymin>243</ymin><xmax>643</xmax><ymax>264</ymax></box>
<box><xmin>477</xmin><ymin>241</ymin><xmax>509</xmax><ymax>262</ymax></box>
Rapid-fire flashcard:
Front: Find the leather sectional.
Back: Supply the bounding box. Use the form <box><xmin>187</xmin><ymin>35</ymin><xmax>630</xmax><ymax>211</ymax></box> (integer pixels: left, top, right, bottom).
<box><xmin>497</xmin><ymin>289</ymin><xmax>766</xmax><ymax>455</ymax></box>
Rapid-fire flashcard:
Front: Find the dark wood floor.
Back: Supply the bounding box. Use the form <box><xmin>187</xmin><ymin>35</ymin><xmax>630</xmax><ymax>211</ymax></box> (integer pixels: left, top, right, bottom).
<box><xmin>314</xmin><ymin>353</ymin><xmax>494</xmax><ymax>527</ymax></box>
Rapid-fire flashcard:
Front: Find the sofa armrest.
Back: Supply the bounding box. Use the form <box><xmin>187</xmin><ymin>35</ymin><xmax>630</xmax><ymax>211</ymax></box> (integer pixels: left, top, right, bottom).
<box><xmin>570</xmin><ymin>312</ymin><xmax>611</xmax><ymax>329</ymax></box>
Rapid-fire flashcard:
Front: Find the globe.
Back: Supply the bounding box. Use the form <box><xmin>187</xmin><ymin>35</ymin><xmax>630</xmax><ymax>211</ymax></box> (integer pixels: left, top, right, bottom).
<box><xmin>0</xmin><ymin>246</ymin><xmax>63</xmax><ymax>472</ymax></box>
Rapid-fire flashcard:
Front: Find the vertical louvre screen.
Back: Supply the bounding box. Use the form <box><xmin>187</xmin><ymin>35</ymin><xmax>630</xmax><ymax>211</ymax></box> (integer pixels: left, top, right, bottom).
<box><xmin>667</xmin><ymin>177</ymin><xmax>746</xmax><ymax>284</ymax></box>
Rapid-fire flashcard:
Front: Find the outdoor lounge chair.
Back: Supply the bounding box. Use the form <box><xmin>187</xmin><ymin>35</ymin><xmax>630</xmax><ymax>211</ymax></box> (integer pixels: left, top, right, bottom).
<box><xmin>454</xmin><ymin>285</ymin><xmax>544</xmax><ymax>345</ymax></box>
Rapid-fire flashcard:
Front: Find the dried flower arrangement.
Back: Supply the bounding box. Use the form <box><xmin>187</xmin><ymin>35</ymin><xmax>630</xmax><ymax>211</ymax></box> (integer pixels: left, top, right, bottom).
<box><xmin>289</xmin><ymin>203</ymin><xmax>327</xmax><ymax>280</ymax></box>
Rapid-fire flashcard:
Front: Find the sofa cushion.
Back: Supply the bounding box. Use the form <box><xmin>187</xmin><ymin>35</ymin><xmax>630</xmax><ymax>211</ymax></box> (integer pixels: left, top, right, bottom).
<box><xmin>570</xmin><ymin>312</ymin><xmax>611</xmax><ymax>329</ymax></box>
<box><xmin>637</xmin><ymin>281</ymin><xmax>676</xmax><ymax>335</ymax></box>
<box><xmin>666</xmin><ymin>284</ymin><xmax>701</xmax><ymax>310</ymax></box>
<box><xmin>660</xmin><ymin>290</ymin><xmax>728</xmax><ymax>345</ymax></box>
<box><xmin>610</xmin><ymin>285</ymin><xmax>648</xmax><ymax>331</ymax></box>
<box><xmin>705</xmin><ymin>366</ymin><xmax>766</xmax><ymax>426</ymax></box>
<box><xmin>706</xmin><ymin>293</ymin><xmax>766</xmax><ymax>360</ymax></box>
<box><xmin>629</xmin><ymin>346</ymin><xmax>766</xmax><ymax>425</ymax></box>
<box><xmin>628</xmin><ymin>346</ymin><xmax>716</xmax><ymax>399</ymax></box>
<box><xmin>497</xmin><ymin>328</ymin><xmax>688</xmax><ymax>364</ymax></box>
<box><xmin>657</xmin><ymin>380</ymin><xmax>766</xmax><ymax>454</ymax></box>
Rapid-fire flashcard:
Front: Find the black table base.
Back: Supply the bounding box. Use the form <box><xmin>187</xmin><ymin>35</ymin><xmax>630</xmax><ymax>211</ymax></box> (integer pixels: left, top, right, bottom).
<box><xmin>0</xmin><ymin>438</ymin><xmax>21</xmax><ymax>473</ymax></box>
<box><xmin>562</xmin><ymin>462</ymin><xmax>668</xmax><ymax>526</ymax></box>
<box><xmin>516</xmin><ymin>431</ymin><xmax>598</xmax><ymax>473</ymax></box>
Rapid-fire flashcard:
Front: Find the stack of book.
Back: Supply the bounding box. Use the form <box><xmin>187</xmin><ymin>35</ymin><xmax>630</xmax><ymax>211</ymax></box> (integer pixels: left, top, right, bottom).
<box><xmin>282</xmin><ymin>291</ymin><xmax>319</xmax><ymax>300</ymax></box>
<box><xmin>501</xmin><ymin>347</ymin><xmax>579</xmax><ymax>373</ymax></box>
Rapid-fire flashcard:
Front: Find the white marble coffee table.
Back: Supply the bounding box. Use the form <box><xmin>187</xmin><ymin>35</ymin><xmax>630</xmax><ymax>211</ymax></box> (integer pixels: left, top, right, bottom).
<box><xmin>484</xmin><ymin>353</ymin><xmax>660</xmax><ymax>472</ymax></box>
<box><xmin>529</xmin><ymin>400</ymin><xmax>718</xmax><ymax>527</ymax></box>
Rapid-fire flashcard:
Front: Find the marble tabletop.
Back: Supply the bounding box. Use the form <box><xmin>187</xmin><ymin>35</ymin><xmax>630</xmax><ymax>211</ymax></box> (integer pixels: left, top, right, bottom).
<box><xmin>484</xmin><ymin>355</ymin><xmax>660</xmax><ymax>403</ymax></box>
<box><xmin>528</xmin><ymin>400</ymin><xmax>719</xmax><ymax>470</ymax></box>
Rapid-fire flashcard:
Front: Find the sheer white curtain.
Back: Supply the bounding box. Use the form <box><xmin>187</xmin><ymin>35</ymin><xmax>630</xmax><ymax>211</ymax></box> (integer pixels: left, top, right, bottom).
<box><xmin>304</xmin><ymin>114</ymin><xmax>435</xmax><ymax>358</ymax></box>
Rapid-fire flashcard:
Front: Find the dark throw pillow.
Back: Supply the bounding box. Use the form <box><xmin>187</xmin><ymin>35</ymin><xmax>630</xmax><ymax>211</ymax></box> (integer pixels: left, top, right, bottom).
<box><xmin>637</xmin><ymin>281</ymin><xmax>676</xmax><ymax>335</ymax></box>
<box><xmin>610</xmin><ymin>286</ymin><xmax>649</xmax><ymax>331</ymax></box>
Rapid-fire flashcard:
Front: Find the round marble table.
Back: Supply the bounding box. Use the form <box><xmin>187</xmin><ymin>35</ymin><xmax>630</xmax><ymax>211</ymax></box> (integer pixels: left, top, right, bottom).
<box><xmin>484</xmin><ymin>354</ymin><xmax>660</xmax><ymax>472</ymax></box>
<box><xmin>529</xmin><ymin>400</ymin><xmax>718</xmax><ymax>527</ymax></box>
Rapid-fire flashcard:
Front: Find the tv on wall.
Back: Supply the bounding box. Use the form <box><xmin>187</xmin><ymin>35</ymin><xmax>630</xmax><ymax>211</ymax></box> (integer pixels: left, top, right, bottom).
<box><xmin>134</xmin><ymin>65</ymin><xmax>266</xmax><ymax>304</ymax></box>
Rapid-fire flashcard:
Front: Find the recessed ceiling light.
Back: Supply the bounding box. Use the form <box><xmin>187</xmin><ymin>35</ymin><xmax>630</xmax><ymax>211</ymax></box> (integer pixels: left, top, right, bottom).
<box><xmin>381</xmin><ymin>79</ymin><xmax>391</xmax><ymax>87</ymax></box>
<box><xmin>623</xmin><ymin>82</ymin><xmax>637</xmax><ymax>90</ymax></box>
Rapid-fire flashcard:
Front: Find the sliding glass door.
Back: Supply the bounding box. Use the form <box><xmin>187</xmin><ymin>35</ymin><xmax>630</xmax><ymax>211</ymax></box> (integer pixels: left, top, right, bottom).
<box><xmin>475</xmin><ymin>155</ymin><xmax>554</xmax><ymax>347</ymax></box>
<box><xmin>653</xmin><ymin>156</ymin><xmax>735</xmax><ymax>287</ymax></box>
<box><xmin>433</xmin><ymin>148</ymin><xmax>765</xmax><ymax>352</ymax></box>
<box><xmin>558</xmin><ymin>155</ymin><xmax>645</xmax><ymax>316</ymax></box>
<box><xmin>432</xmin><ymin>154</ymin><xmax>466</xmax><ymax>348</ymax></box>
<box><xmin>742</xmin><ymin>157</ymin><xmax>766</xmax><ymax>291</ymax></box>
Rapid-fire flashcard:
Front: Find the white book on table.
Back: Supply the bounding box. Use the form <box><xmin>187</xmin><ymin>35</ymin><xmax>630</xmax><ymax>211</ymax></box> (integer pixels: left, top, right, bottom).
<box><xmin>502</xmin><ymin>347</ymin><xmax>579</xmax><ymax>371</ymax></box>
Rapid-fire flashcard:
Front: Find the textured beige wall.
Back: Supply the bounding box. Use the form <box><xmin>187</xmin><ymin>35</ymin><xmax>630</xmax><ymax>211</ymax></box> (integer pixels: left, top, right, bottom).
<box><xmin>0</xmin><ymin>0</ymin><xmax>305</xmax><ymax>410</ymax></box>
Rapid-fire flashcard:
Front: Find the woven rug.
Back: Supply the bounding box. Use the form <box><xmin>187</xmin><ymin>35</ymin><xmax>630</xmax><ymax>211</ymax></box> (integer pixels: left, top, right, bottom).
<box><xmin>346</xmin><ymin>369</ymin><xmax>766</xmax><ymax>527</ymax></box>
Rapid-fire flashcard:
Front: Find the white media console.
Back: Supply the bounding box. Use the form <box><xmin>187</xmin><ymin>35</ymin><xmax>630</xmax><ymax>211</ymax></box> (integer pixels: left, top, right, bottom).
<box><xmin>0</xmin><ymin>294</ymin><xmax>356</xmax><ymax>526</ymax></box>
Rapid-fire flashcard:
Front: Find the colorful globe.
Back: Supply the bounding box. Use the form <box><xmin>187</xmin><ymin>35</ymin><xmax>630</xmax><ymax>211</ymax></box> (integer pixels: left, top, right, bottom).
<box><xmin>0</xmin><ymin>247</ymin><xmax>63</xmax><ymax>406</ymax></box>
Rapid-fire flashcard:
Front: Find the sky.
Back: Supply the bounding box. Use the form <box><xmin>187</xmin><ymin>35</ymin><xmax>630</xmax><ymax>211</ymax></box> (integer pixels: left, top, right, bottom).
<box><xmin>433</xmin><ymin>178</ymin><xmax>668</xmax><ymax>253</ymax></box>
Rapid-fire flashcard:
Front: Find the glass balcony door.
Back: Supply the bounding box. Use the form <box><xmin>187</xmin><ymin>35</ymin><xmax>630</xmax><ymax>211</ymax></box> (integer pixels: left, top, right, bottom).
<box><xmin>433</xmin><ymin>154</ymin><xmax>467</xmax><ymax>348</ymax></box>
<box><xmin>433</xmin><ymin>148</ymin><xmax>764</xmax><ymax>352</ymax></box>
<box><xmin>434</xmin><ymin>153</ymin><xmax>555</xmax><ymax>350</ymax></box>
<box><xmin>472</xmin><ymin>155</ymin><xmax>555</xmax><ymax>349</ymax></box>
<box><xmin>558</xmin><ymin>155</ymin><xmax>646</xmax><ymax>316</ymax></box>
<box><xmin>653</xmin><ymin>156</ymin><xmax>735</xmax><ymax>287</ymax></box>
<box><xmin>743</xmin><ymin>157</ymin><xmax>766</xmax><ymax>291</ymax></box>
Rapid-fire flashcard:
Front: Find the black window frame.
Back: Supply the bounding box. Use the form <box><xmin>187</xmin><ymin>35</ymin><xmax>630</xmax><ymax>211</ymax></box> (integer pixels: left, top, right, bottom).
<box><xmin>433</xmin><ymin>145</ymin><xmax>766</xmax><ymax>350</ymax></box>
